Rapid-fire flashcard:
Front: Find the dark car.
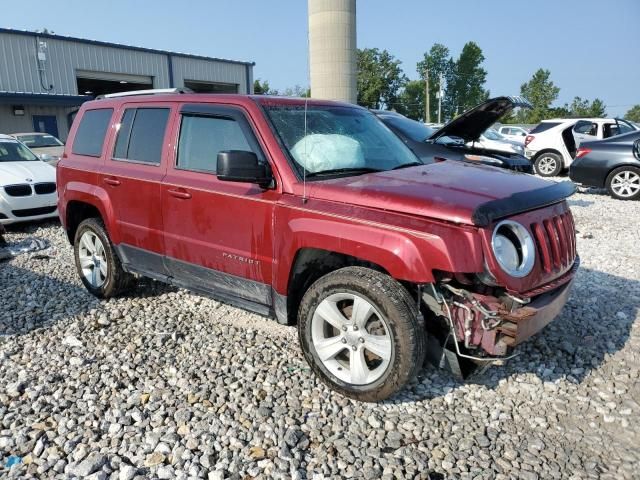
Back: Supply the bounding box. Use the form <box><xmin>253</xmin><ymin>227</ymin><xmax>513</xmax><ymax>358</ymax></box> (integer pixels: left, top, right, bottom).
<box><xmin>375</xmin><ymin>96</ymin><xmax>534</xmax><ymax>173</ymax></box>
<box><xmin>569</xmin><ymin>130</ymin><xmax>640</xmax><ymax>200</ymax></box>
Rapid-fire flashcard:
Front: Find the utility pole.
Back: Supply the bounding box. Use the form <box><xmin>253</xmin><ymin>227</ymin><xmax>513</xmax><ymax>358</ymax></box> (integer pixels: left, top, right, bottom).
<box><xmin>424</xmin><ymin>68</ymin><xmax>430</xmax><ymax>123</ymax></box>
<box><xmin>437</xmin><ymin>72</ymin><xmax>443</xmax><ymax>124</ymax></box>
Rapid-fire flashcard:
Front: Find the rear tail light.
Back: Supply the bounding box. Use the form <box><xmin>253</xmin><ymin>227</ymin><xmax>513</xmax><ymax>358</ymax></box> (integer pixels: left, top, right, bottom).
<box><xmin>575</xmin><ymin>147</ymin><xmax>592</xmax><ymax>159</ymax></box>
<box><xmin>524</xmin><ymin>135</ymin><xmax>534</xmax><ymax>147</ymax></box>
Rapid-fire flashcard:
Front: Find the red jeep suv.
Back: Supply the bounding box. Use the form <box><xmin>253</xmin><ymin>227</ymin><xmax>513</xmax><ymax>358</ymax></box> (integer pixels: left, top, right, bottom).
<box><xmin>57</xmin><ymin>91</ymin><xmax>579</xmax><ymax>401</ymax></box>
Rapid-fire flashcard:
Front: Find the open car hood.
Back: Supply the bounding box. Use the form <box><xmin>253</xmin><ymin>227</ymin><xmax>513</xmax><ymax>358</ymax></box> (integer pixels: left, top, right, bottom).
<box><xmin>429</xmin><ymin>96</ymin><xmax>532</xmax><ymax>143</ymax></box>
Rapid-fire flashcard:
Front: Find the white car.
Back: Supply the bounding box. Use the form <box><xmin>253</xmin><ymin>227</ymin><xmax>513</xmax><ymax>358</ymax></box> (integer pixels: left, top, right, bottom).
<box><xmin>11</xmin><ymin>132</ymin><xmax>65</xmax><ymax>166</ymax></box>
<box><xmin>498</xmin><ymin>125</ymin><xmax>529</xmax><ymax>143</ymax></box>
<box><xmin>467</xmin><ymin>128</ymin><xmax>526</xmax><ymax>156</ymax></box>
<box><xmin>0</xmin><ymin>134</ymin><xmax>59</xmax><ymax>224</ymax></box>
<box><xmin>525</xmin><ymin>118</ymin><xmax>637</xmax><ymax>176</ymax></box>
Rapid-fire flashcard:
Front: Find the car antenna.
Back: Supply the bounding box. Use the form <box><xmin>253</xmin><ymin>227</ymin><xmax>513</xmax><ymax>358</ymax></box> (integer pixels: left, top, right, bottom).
<box><xmin>302</xmin><ymin>96</ymin><xmax>308</xmax><ymax>204</ymax></box>
<box><xmin>302</xmin><ymin>13</ymin><xmax>311</xmax><ymax>205</ymax></box>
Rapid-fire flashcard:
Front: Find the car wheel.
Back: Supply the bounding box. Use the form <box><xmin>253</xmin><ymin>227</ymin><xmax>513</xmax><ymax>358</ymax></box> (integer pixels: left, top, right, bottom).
<box><xmin>74</xmin><ymin>218</ymin><xmax>135</xmax><ymax>298</ymax></box>
<box><xmin>534</xmin><ymin>152</ymin><xmax>562</xmax><ymax>177</ymax></box>
<box><xmin>606</xmin><ymin>166</ymin><xmax>640</xmax><ymax>200</ymax></box>
<box><xmin>298</xmin><ymin>266</ymin><xmax>425</xmax><ymax>402</ymax></box>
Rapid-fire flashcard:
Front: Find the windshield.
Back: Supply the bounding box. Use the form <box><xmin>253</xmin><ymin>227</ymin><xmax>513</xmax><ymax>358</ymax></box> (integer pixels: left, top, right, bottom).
<box><xmin>483</xmin><ymin>129</ymin><xmax>505</xmax><ymax>141</ymax></box>
<box><xmin>264</xmin><ymin>105</ymin><xmax>420</xmax><ymax>177</ymax></box>
<box><xmin>0</xmin><ymin>140</ymin><xmax>39</xmax><ymax>162</ymax></box>
<box><xmin>379</xmin><ymin>114</ymin><xmax>435</xmax><ymax>142</ymax></box>
<box><xmin>16</xmin><ymin>134</ymin><xmax>63</xmax><ymax>148</ymax></box>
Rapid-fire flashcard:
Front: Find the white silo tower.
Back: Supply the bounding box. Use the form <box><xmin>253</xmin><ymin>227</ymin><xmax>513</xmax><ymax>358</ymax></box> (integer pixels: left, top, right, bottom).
<box><xmin>308</xmin><ymin>0</ymin><xmax>357</xmax><ymax>104</ymax></box>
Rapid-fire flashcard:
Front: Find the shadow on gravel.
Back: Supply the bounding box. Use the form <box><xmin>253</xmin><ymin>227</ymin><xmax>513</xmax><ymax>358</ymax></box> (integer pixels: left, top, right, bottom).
<box><xmin>0</xmin><ymin>261</ymin><xmax>177</xmax><ymax>336</ymax></box>
<box><xmin>396</xmin><ymin>266</ymin><xmax>638</xmax><ymax>403</ymax></box>
<box><xmin>0</xmin><ymin>263</ymin><xmax>100</xmax><ymax>336</ymax></box>
<box><xmin>567</xmin><ymin>198</ymin><xmax>595</xmax><ymax>208</ymax></box>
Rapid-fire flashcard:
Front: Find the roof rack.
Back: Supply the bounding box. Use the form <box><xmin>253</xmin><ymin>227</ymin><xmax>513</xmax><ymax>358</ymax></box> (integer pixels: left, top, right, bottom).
<box><xmin>97</xmin><ymin>87</ymin><xmax>193</xmax><ymax>99</ymax></box>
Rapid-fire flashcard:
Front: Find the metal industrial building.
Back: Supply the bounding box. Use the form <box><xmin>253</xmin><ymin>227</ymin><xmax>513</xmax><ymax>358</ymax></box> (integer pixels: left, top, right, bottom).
<box><xmin>0</xmin><ymin>28</ymin><xmax>254</xmax><ymax>140</ymax></box>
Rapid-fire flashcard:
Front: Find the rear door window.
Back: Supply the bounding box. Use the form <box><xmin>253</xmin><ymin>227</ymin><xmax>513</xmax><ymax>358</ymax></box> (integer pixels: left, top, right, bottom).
<box><xmin>574</xmin><ymin>121</ymin><xmax>598</xmax><ymax>136</ymax></box>
<box><xmin>72</xmin><ymin>108</ymin><xmax>113</xmax><ymax>157</ymax></box>
<box><xmin>113</xmin><ymin>108</ymin><xmax>170</xmax><ymax>164</ymax></box>
<box><xmin>177</xmin><ymin>115</ymin><xmax>252</xmax><ymax>174</ymax></box>
<box><xmin>530</xmin><ymin>122</ymin><xmax>560</xmax><ymax>134</ymax></box>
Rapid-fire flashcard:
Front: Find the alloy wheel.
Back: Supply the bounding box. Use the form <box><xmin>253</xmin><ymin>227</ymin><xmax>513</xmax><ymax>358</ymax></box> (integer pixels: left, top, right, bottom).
<box><xmin>311</xmin><ymin>293</ymin><xmax>392</xmax><ymax>385</ymax></box>
<box><xmin>78</xmin><ymin>231</ymin><xmax>108</xmax><ymax>288</ymax></box>
<box><xmin>611</xmin><ymin>170</ymin><xmax>640</xmax><ymax>198</ymax></box>
<box><xmin>537</xmin><ymin>156</ymin><xmax>557</xmax><ymax>175</ymax></box>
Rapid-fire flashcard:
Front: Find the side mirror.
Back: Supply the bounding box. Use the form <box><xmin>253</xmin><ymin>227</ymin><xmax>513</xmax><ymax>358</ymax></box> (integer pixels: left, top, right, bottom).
<box><xmin>217</xmin><ymin>150</ymin><xmax>272</xmax><ymax>188</ymax></box>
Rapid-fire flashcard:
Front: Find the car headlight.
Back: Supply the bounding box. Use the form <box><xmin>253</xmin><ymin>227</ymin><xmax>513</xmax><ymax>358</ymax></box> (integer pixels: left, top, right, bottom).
<box><xmin>491</xmin><ymin>220</ymin><xmax>535</xmax><ymax>277</ymax></box>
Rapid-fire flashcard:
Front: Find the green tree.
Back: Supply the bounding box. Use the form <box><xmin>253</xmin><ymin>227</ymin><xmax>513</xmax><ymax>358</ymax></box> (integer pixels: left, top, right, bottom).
<box><xmin>282</xmin><ymin>85</ymin><xmax>310</xmax><ymax>97</ymax></box>
<box><xmin>625</xmin><ymin>105</ymin><xmax>640</xmax><ymax>123</ymax></box>
<box><xmin>566</xmin><ymin>96</ymin><xmax>606</xmax><ymax>117</ymax></box>
<box><xmin>253</xmin><ymin>79</ymin><xmax>276</xmax><ymax>95</ymax></box>
<box><xmin>416</xmin><ymin>43</ymin><xmax>451</xmax><ymax>121</ymax></box>
<box><xmin>444</xmin><ymin>42</ymin><xmax>489</xmax><ymax>119</ymax></box>
<box><xmin>518</xmin><ymin>69</ymin><xmax>560</xmax><ymax>123</ymax></box>
<box><xmin>357</xmin><ymin>48</ymin><xmax>407</xmax><ymax>109</ymax></box>
<box><xmin>394</xmin><ymin>80</ymin><xmax>425</xmax><ymax>120</ymax></box>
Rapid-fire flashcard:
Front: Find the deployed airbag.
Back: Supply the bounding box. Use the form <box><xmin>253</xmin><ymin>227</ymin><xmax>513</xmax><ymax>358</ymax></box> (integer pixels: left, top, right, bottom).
<box><xmin>291</xmin><ymin>134</ymin><xmax>364</xmax><ymax>173</ymax></box>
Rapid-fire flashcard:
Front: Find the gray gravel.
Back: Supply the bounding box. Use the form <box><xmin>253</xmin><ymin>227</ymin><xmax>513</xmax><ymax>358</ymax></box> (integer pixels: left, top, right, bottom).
<box><xmin>1</xmin><ymin>183</ymin><xmax>639</xmax><ymax>479</ymax></box>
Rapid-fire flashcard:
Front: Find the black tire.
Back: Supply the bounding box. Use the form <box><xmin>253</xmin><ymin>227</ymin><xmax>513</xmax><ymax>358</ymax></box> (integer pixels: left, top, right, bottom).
<box><xmin>534</xmin><ymin>152</ymin><xmax>563</xmax><ymax>177</ymax></box>
<box><xmin>298</xmin><ymin>267</ymin><xmax>425</xmax><ymax>402</ymax></box>
<box><xmin>606</xmin><ymin>166</ymin><xmax>640</xmax><ymax>200</ymax></box>
<box><xmin>73</xmin><ymin>218</ymin><xmax>135</xmax><ymax>298</ymax></box>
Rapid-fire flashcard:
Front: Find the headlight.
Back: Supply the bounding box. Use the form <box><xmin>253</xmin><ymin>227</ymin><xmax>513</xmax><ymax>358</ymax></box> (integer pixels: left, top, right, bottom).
<box><xmin>491</xmin><ymin>220</ymin><xmax>535</xmax><ymax>277</ymax></box>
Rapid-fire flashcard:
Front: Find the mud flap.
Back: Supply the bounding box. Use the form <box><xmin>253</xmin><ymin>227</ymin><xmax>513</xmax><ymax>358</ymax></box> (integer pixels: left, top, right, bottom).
<box><xmin>424</xmin><ymin>335</ymin><xmax>480</xmax><ymax>380</ymax></box>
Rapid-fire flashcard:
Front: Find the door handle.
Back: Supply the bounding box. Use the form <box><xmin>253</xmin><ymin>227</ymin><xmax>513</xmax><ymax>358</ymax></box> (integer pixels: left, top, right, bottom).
<box><xmin>168</xmin><ymin>188</ymin><xmax>192</xmax><ymax>200</ymax></box>
<box><xmin>104</xmin><ymin>177</ymin><xmax>121</xmax><ymax>186</ymax></box>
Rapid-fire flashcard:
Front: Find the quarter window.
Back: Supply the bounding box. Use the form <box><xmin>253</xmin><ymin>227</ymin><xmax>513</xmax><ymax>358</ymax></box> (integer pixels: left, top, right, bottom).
<box><xmin>72</xmin><ymin>108</ymin><xmax>113</xmax><ymax>157</ymax></box>
<box><xmin>177</xmin><ymin>115</ymin><xmax>252</xmax><ymax>173</ymax></box>
<box><xmin>113</xmin><ymin>108</ymin><xmax>170</xmax><ymax>164</ymax></box>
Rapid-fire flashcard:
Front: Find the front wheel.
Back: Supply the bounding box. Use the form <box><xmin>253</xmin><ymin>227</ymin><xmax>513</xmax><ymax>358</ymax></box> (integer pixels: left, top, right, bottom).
<box><xmin>298</xmin><ymin>267</ymin><xmax>425</xmax><ymax>402</ymax></box>
<box><xmin>534</xmin><ymin>152</ymin><xmax>563</xmax><ymax>177</ymax></box>
<box><xmin>606</xmin><ymin>166</ymin><xmax>640</xmax><ymax>200</ymax></box>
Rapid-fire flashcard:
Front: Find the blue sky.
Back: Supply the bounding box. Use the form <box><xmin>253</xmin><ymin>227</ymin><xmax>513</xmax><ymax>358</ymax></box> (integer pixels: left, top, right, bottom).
<box><xmin>3</xmin><ymin>0</ymin><xmax>639</xmax><ymax>116</ymax></box>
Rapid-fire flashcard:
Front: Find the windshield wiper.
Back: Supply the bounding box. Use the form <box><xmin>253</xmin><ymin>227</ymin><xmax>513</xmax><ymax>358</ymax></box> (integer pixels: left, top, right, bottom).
<box><xmin>305</xmin><ymin>167</ymin><xmax>384</xmax><ymax>178</ymax></box>
<box><xmin>390</xmin><ymin>161</ymin><xmax>423</xmax><ymax>170</ymax></box>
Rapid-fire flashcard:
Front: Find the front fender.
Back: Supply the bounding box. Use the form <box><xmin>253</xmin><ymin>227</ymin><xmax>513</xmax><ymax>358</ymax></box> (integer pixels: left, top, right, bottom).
<box><xmin>273</xmin><ymin>202</ymin><xmax>484</xmax><ymax>294</ymax></box>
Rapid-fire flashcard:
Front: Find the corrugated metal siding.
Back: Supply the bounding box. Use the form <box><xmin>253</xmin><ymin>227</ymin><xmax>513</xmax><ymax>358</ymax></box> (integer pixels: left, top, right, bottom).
<box><xmin>171</xmin><ymin>56</ymin><xmax>249</xmax><ymax>93</ymax></box>
<box><xmin>1</xmin><ymin>32</ymin><xmax>251</xmax><ymax>95</ymax></box>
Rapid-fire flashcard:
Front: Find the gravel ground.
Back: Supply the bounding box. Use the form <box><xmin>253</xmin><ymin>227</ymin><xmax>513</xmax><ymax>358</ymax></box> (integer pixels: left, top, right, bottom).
<box><xmin>1</xmin><ymin>184</ymin><xmax>639</xmax><ymax>479</ymax></box>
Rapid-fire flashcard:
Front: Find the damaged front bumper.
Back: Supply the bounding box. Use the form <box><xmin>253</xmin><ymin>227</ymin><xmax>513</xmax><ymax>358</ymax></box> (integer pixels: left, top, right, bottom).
<box><xmin>424</xmin><ymin>257</ymin><xmax>579</xmax><ymax>360</ymax></box>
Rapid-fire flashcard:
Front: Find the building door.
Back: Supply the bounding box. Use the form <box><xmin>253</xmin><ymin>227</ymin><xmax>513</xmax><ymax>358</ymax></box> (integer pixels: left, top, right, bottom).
<box><xmin>32</xmin><ymin>115</ymin><xmax>59</xmax><ymax>138</ymax></box>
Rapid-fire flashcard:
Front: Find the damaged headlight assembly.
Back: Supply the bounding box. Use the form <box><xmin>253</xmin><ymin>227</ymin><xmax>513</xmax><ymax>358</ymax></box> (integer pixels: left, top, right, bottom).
<box><xmin>491</xmin><ymin>220</ymin><xmax>535</xmax><ymax>278</ymax></box>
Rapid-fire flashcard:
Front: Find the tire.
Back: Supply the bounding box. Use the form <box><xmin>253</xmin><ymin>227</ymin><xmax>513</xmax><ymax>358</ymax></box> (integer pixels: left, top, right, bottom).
<box><xmin>534</xmin><ymin>152</ymin><xmax>563</xmax><ymax>177</ymax></box>
<box><xmin>74</xmin><ymin>218</ymin><xmax>135</xmax><ymax>298</ymax></box>
<box><xmin>606</xmin><ymin>166</ymin><xmax>640</xmax><ymax>200</ymax></box>
<box><xmin>298</xmin><ymin>266</ymin><xmax>425</xmax><ymax>402</ymax></box>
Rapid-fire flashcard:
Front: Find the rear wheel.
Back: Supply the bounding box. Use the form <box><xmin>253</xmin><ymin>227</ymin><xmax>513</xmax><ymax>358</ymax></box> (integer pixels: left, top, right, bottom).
<box><xmin>534</xmin><ymin>152</ymin><xmax>562</xmax><ymax>177</ymax></box>
<box><xmin>298</xmin><ymin>267</ymin><xmax>425</xmax><ymax>402</ymax></box>
<box><xmin>606</xmin><ymin>166</ymin><xmax>640</xmax><ymax>200</ymax></box>
<box><xmin>74</xmin><ymin>218</ymin><xmax>135</xmax><ymax>298</ymax></box>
